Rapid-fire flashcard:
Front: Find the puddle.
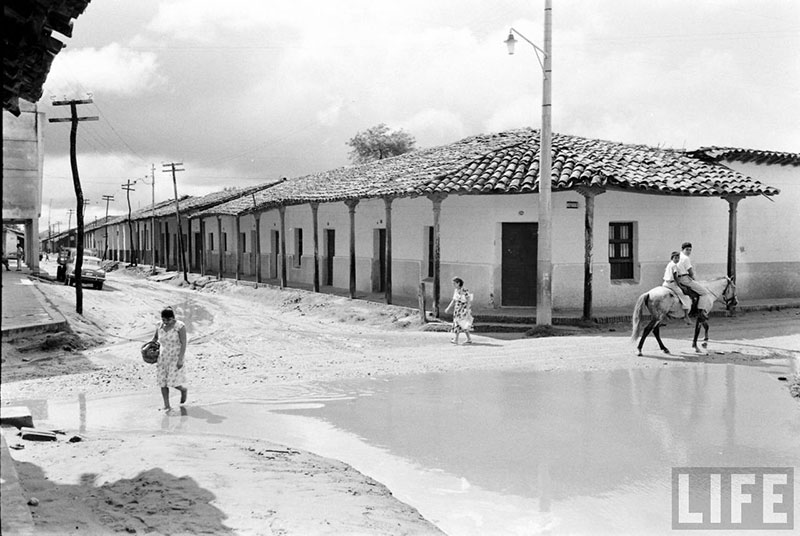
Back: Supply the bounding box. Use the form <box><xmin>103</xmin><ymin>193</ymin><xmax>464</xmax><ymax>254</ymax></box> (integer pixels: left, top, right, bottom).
<box><xmin>7</xmin><ymin>364</ymin><xmax>798</xmax><ymax>535</ymax></box>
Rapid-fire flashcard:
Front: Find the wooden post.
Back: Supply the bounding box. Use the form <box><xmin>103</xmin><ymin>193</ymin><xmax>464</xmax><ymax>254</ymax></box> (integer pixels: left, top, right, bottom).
<box><xmin>345</xmin><ymin>200</ymin><xmax>359</xmax><ymax>299</ymax></box>
<box><xmin>186</xmin><ymin>218</ymin><xmax>192</xmax><ymax>272</ymax></box>
<box><xmin>383</xmin><ymin>197</ymin><xmax>393</xmax><ymax>305</ymax></box>
<box><xmin>235</xmin><ymin>215</ymin><xmax>241</xmax><ymax>282</ymax></box>
<box><xmin>724</xmin><ymin>195</ymin><xmax>743</xmax><ymax>312</ymax></box>
<box><xmin>279</xmin><ymin>206</ymin><xmax>287</xmax><ymax>289</ymax></box>
<box><xmin>254</xmin><ymin>212</ymin><xmax>262</xmax><ymax>284</ymax></box>
<box><xmin>216</xmin><ymin>216</ymin><xmax>223</xmax><ymax>279</ymax></box>
<box><xmin>418</xmin><ymin>282</ymin><xmax>427</xmax><ymax>323</ymax></box>
<box><xmin>200</xmin><ymin>219</ymin><xmax>206</xmax><ymax>276</ymax></box>
<box><xmin>311</xmin><ymin>203</ymin><xmax>320</xmax><ymax>292</ymax></box>
<box><xmin>576</xmin><ymin>186</ymin><xmax>605</xmax><ymax>321</ymax></box>
<box><xmin>428</xmin><ymin>193</ymin><xmax>446</xmax><ymax>318</ymax></box>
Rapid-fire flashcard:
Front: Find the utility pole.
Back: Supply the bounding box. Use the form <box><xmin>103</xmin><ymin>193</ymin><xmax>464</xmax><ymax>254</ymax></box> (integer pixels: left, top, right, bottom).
<box><xmin>49</xmin><ymin>97</ymin><xmax>99</xmax><ymax>315</ymax></box>
<box><xmin>66</xmin><ymin>208</ymin><xmax>75</xmax><ymax>246</ymax></box>
<box><xmin>537</xmin><ymin>0</ymin><xmax>553</xmax><ymax>326</ymax></box>
<box><xmin>162</xmin><ymin>162</ymin><xmax>188</xmax><ymax>282</ymax></box>
<box><xmin>139</xmin><ymin>165</ymin><xmax>156</xmax><ymax>273</ymax></box>
<box><xmin>101</xmin><ymin>195</ymin><xmax>114</xmax><ymax>260</ymax></box>
<box><xmin>121</xmin><ymin>179</ymin><xmax>137</xmax><ymax>266</ymax></box>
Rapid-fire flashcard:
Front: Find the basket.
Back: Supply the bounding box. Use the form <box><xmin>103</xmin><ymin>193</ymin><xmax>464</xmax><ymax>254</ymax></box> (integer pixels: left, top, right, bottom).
<box><xmin>141</xmin><ymin>341</ymin><xmax>160</xmax><ymax>364</ymax></box>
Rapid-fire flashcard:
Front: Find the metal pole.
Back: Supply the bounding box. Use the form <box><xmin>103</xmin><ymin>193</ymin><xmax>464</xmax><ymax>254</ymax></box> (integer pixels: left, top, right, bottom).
<box><xmin>536</xmin><ymin>0</ymin><xmax>553</xmax><ymax>326</ymax></box>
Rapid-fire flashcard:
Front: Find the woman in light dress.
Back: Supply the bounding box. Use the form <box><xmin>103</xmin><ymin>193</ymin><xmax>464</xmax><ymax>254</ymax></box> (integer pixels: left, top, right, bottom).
<box><xmin>149</xmin><ymin>307</ymin><xmax>188</xmax><ymax>410</ymax></box>
<box><xmin>445</xmin><ymin>277</ymin><xmax>473</xmax><ymax>345</ymax></box>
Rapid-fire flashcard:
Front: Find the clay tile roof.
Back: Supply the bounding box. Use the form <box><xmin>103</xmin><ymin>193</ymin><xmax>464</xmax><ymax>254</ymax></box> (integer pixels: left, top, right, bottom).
<box><xmin>416</xmin><ymin>129</ymin><xmax>780</xmax><ymax>198</ymax></box>
<box><xmin>4</xmin><ymin>0</ymin><xmax>92</xmax><ymax>115</ymax></box>
<box><xmin>688</xmin><ymin>147</ymin><xmax>800</xmax><ymax>166</ymax></box>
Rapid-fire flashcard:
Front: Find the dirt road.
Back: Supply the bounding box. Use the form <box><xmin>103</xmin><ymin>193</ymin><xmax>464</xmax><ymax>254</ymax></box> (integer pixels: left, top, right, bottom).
<box><xmin>2</xmin><ymin>264</ymin><xmax>798</xmax><ymax>535</ymax></box>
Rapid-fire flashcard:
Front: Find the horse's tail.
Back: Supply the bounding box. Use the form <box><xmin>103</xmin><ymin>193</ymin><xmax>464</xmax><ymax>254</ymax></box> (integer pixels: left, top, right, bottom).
<box><xmin>631</xmin><ymin>292</ymin><xmax>649</xmax><ymax>342</ymax></box>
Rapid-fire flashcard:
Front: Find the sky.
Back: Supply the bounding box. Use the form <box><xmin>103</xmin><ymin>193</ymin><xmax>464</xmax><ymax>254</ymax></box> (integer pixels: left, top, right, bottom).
<box><xmin>36</xmin><ymin>0</ymin><xmax>800</xmax><ymax>233</ymax></box>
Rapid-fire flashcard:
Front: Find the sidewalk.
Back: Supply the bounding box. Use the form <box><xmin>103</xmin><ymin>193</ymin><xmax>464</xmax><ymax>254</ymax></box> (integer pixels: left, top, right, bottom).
<box><xmin>1</xmin><ymin>265</ymin><xmax>66</xmax><ymax>340</ymax></box>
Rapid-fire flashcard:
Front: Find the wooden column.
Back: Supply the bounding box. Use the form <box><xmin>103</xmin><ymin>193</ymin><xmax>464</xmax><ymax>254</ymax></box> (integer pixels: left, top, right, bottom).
<box><xmin>216</xmin><ymin>216</ymin><xmax>223</xmax><ymax>279</ymax></box>
<box><xmin>723</xmin><ymin>194</ymin><xmax>743</xmax><ymax>312</ymax></box>
<box><xmin>311</xmin><ymin>203</ymin><xmax>320</xmax><ymax>292</ymax></box>
<box><xmin>576</xmin><ymin>186</ymin><xmax>605</xmax><ymax>321</ymax></box>
<box><xmin>345</xmin><ymin>199</ymin><xmax>359</xmax><ymax>299</ymax></box>
<box><xmin>200</xmin><ymin>220</ymin><xmax>206</xmax><ymax>276</ymax></box>
<box><xmin>186</xmin><ymin>218</ymin><xmax>192</xmax><ymax>272</ymax></box>
<box><xmin>384</xmin><ymin>197</ymin><xmax>393</xmax><ymax>305</ymax></box>
<box><xmin>279</xmin><ymin>206</ymin><xmax>287</xmax><ymax>289</ymax></box>
<box><xmin>254</xmin><ymin>212</ymin><xmax>262</xmax><ymax>284</ymax></box>
<box><xmin>428</xmin><ymin>193</ymin><xmax>447</xmax><ymax>318</ymax></box>
<box><xmin>235</xmin><ymin>215</ymin><xmax>241</xmax><ymax>282</ymax></box>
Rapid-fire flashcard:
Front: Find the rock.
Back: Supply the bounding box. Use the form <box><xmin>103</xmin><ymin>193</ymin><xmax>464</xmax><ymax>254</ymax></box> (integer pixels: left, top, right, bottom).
<box><xmin>28</xmin><ymin>497</ymin><xmax>39</xmax><ymax>506</ymax></box>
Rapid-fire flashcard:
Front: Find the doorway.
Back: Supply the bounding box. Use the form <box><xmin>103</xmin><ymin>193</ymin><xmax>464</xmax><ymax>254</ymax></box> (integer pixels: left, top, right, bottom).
<box><xmin>325</xmin><ymin>229</ymin><xmax>335</xmax><ymax>286</ymax></box>
<box><xmin>501</xmin><ymin>222</ymin><xmax>537</xmax><ymax>306</ymax></box>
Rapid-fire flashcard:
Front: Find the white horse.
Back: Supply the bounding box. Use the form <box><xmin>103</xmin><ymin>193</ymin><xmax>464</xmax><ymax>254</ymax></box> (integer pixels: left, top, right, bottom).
<box><xmin>631</xmin><ymin>277</ymin><xmax>737</xmax><ymax>356</ymax></box>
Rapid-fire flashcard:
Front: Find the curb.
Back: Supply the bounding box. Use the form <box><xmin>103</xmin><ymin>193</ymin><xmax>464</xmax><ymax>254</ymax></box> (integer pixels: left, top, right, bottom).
<box><xmin>0</xmin><ymin>429</ymin><xmax>35</xmax><ymax>535</ymax></box>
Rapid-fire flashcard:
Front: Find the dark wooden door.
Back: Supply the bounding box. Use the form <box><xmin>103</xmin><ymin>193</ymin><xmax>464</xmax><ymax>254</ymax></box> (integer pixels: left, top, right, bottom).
<box><xmin>502</xmin><ymin>223</ymin><xmax>537</xmax><ymax>306</ymax></box>
<box><xmin>377</xmin><ymin>228</ymin><xmax>386</xmax><ymax>293</ymax></box>
<box><xmin>325</xmin><ymin>229</ymin><xmax>335</xmax><ymax>286</ymax></box>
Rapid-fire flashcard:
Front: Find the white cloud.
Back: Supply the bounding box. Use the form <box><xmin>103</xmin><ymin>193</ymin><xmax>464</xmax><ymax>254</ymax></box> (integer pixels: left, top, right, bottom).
<box><xmin>44</xmin><ymin>44</ymin><xmax>165</xmax><ymax>99</ymax></box>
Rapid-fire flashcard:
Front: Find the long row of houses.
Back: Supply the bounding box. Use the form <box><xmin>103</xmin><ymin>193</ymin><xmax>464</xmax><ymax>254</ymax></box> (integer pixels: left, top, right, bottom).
<box><xmin>42</xmin><ymin>128</ymin><xmax>799</xmax><ymax>316</ymax></box>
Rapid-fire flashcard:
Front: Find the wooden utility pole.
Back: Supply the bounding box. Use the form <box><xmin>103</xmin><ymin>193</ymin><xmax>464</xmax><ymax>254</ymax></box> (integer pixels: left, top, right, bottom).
<box><xmin>162</xmin><ymin>162</ymin><xmax>188</xmax><ymax>282</ymax></box>
<box><xmin>101</xmin><ymin>194</ymin><xmax>114</xmax><ymax>260</ymax></box>
<box><xmin>66</xmin><ymin>208</ymin><xmax>75</xmax><ymax>245</ymax></box>
<box><xmin>49</xmin><ymin>98</ymin><xmax>98</xmax><ymax>315</ymax></box>
<box><xmin>121</xmin><ymin>179</ymin><xmax>137</xmax><ymax>265</ymax></box>
<box><xmin>139</xmin><ymin>165</ymin><xmax>156</xmax><ymax>272</ymax></box>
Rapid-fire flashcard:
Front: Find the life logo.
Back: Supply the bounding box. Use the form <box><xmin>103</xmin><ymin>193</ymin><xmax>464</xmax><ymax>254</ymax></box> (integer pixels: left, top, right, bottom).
<box><xmin>672</xmin><ymin>467</ymin><xmax>794</xmax><ymax>530</ymax></box>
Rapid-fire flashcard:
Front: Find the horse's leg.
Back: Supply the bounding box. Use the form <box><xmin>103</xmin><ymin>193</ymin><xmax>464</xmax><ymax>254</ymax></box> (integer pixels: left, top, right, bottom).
<box><xmin>637</xmin><ymin>318</ymin><xmax>658</xmax><ymax>356</ymax></box>
<box><xmin>701</xmin><ymin>313</ymin><xmax>710</xmax><ymax>348</ymax></box>
<box><xmin>652</xmin><ymin>321</ymin><xmax>670</xmax><ymax>354</ymax></box>
<box><xmin>692</xmin><ymin>317</ymin><xmax>703</xmax><ymax>352</ymax></box>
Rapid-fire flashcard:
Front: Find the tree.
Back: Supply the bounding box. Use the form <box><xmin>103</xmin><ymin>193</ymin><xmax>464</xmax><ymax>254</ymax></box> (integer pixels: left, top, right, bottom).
<box><xmin>346</xmin><ymin>124</ymin><xmax>416</xmax><ymax>164</ymax></box>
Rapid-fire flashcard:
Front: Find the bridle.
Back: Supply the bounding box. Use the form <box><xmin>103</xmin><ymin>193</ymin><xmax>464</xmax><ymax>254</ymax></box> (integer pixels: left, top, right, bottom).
<box><xmin>722</xmin><ymin>277</ymin><xmax>738</xmax><ymax>308</ymax></box>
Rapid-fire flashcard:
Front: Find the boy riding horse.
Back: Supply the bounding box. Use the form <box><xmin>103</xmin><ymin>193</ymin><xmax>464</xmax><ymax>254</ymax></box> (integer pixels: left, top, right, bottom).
<box><xmin>675</xmin><ymin>242</ymin><xmax>708</xmax><ymax>316</ymax></box>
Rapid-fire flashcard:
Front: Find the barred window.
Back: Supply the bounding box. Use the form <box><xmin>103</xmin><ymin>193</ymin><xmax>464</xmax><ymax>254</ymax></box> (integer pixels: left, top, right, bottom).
<box><xmin>609</xmin><ymin>222</ymin><xmax>634</xmax><ymax>280</ymax></box>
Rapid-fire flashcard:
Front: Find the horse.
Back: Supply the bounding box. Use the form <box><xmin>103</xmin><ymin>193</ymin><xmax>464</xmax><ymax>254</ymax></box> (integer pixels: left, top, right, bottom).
<box><xmin>631</xmin><ymin>277</ymin><xmax>737</xmax><ymax>356</ymax></box>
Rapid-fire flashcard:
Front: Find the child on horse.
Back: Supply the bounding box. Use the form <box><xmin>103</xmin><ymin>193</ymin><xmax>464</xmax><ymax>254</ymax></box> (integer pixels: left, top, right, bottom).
<box><xmin>662</xmin><ymin>251</ymin><xmax>691</xmax><ymax>324</ymax></box>
<box><xmin>675</xmin><ymin>242</ymin><xmax>708</xmax><ymax>316</ymax></box>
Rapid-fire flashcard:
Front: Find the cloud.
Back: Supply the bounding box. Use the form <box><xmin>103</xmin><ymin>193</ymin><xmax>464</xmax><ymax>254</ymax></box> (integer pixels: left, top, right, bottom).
<box><xmin>44</xmin><ymin>44</ymin><xmax>165</xmax><ymax>99</ymax></box>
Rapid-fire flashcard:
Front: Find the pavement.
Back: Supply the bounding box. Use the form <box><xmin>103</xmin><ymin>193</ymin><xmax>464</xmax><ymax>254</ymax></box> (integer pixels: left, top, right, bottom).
<box><xmin>1</xmin><ymin>262</ymin><xmax>799</xmax><ymax>533</ymax></box>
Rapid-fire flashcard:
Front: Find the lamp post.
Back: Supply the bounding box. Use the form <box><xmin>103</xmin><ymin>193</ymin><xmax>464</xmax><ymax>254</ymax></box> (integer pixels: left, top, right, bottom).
<box><xmin>505</xmin><ymin>0</ymin><xmax>553</xmax><ymax>325</ymax></box>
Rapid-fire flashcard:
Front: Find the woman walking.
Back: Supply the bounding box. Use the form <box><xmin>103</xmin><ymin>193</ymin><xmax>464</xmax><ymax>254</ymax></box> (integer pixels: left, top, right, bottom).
<box><xmin>149</xmin><ymin>307</ymin><xmax>188</xmax><ymax>410</ymax></box>
<box><xmin>444</xmin><ymin>277</ymin><xmax>473</xmax><ymax>345</ymax></box>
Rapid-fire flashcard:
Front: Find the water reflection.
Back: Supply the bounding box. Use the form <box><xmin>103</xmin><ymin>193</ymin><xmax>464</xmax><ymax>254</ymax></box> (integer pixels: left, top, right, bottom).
<box><xmin>279</xmin><ymin>366</ymin><xmax>799</xmax><ymax>534</ymax></box>
<box><xmin>6</xmin><ymin>365</ymin><xmax>798</xmax><ymax>535</ymax></box>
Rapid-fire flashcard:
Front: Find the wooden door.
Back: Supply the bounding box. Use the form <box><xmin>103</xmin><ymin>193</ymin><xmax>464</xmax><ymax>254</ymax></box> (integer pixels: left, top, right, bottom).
<box><xmin>502</xmin><ymin>223</ymin><xmax>537</xmax><ymax>306</ymax></box>
<box><xmin>325</xmin><ymin>229</ymin><xmax>335</xmax><ymax>286</ymax></box>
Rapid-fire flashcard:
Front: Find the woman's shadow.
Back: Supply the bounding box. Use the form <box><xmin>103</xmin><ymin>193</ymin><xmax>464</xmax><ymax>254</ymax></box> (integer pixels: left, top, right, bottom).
<box><xmin>180</xmin><ymin>405</ymin><xmax>226</xmax><ymax>424</ymax></box>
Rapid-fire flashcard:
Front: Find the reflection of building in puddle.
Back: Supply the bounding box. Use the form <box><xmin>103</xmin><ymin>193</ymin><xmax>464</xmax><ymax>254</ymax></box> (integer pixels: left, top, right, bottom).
<box><xmin>7</xmin><ymin>398</ymin><xmax>49</xmax><ymax>420</ymax></box>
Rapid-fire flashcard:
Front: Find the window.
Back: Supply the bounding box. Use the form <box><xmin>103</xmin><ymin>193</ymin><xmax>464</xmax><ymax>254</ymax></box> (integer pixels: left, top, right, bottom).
<box><xmin>294</xmin><ymin>228</ymin><xmax>303</xmax><ymax>267</ymax></box>
<box><xmin>240</xmin><ymin>233</ymin><xmax>247</xmax><ymax>253</ymax></box>
<box><xmin>223</xmin><ymin>232</ymin><xmax>228</xmax><ymax>252</ymax></box>
<box><xmin>209</xmin><ymin>233</ymin><xmax>214</xmax><ymax>251</ymax></box>
<box><xmin>609</xmin><ymin>222</ymin><xmax>634</xmax><ymax>280</ymax></box>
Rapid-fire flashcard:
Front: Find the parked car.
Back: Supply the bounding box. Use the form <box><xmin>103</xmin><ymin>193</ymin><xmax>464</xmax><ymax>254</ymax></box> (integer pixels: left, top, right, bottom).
<box><xmin>64</xmin><ymin>255</ymin><xmax>106</xmax><ymax>290</ymax></box>
<box><xmin>56</xmin><ymin>247</ymin><xmax>96</xmax><ymax>281</ymax></box>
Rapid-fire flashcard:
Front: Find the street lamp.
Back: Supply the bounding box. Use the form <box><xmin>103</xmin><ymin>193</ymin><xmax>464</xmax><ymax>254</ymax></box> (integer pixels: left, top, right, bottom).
<box><xmin>505</xmin><ymin>0</ymin><xmax>553</xmax><ymax>326</ymax></box>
